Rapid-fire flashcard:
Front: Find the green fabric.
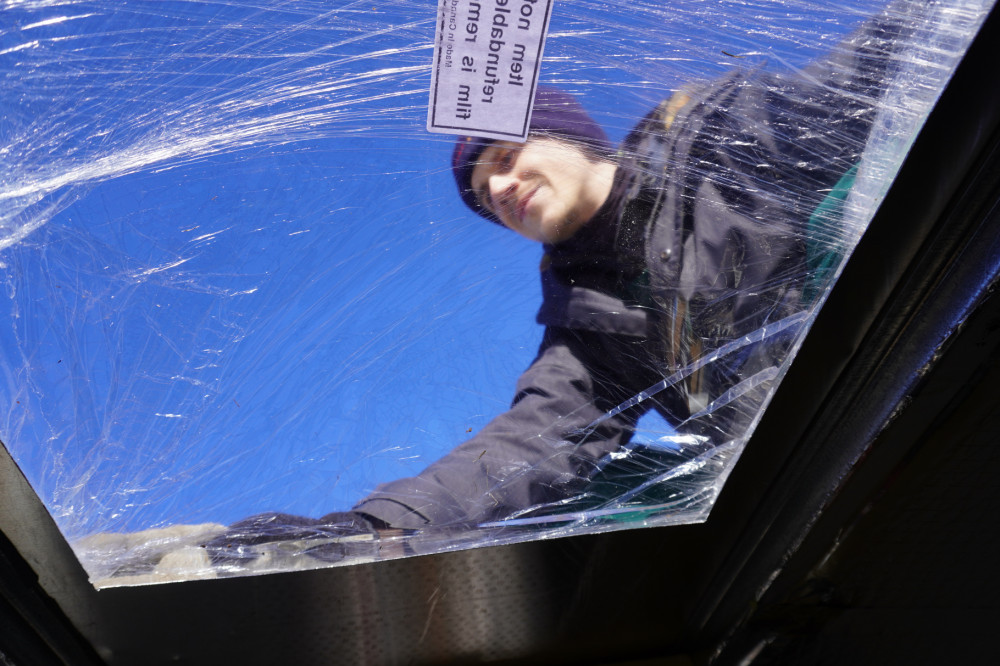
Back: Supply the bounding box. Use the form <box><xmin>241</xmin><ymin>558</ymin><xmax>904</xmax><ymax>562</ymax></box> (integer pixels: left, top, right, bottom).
<box><xmin>513</xmin><ymin>442</ymin><xmax>725</xmax><ymax>527</ymax></box>
<box><xmin>804</xmin><ymin>165</ymin><xmax>859</xmax><ymax>302</ymax></box>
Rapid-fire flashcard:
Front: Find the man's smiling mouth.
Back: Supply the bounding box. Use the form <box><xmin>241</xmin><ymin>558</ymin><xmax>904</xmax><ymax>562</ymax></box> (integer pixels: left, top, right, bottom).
<box><xmin>517</xmin><ymin>188</ymin><xmax>537</xmax><ymax>221</ymax></box>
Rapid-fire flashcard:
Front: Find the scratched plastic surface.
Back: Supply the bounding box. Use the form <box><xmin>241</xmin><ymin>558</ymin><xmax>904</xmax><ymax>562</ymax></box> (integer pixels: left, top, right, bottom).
<box><xmin>0</xmin><ymin>0</ymin><xmax>991</xmax><ymax>586</ymax></box>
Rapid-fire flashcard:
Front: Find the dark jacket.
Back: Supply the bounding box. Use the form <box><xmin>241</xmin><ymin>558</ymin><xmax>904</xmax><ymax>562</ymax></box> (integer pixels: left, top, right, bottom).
<box><xmin>356</xmin><ymin>4</ymin><xmax>913</xmax><ymax>529</ymax></box>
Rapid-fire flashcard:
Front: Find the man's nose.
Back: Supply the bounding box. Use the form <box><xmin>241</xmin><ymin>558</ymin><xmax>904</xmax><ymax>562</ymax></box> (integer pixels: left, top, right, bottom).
<box><xmin>488</xmin><ymin>174</ymin><xmax>517</xmax><ymax>209</ymax></box>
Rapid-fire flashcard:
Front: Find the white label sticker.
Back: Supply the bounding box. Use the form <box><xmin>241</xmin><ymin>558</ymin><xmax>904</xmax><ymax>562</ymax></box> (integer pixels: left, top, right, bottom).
<box><xmin>427</xmin><ymin>0</ymin><xmax>553</xmax><ymax>141</ymax></box>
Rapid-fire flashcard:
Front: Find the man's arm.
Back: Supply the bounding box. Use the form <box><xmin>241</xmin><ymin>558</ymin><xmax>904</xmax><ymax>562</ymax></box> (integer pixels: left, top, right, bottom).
<box><xmin>354</xmin><ymin>326</ymin><xmax>659</xmax><ymax>529</ymax></box>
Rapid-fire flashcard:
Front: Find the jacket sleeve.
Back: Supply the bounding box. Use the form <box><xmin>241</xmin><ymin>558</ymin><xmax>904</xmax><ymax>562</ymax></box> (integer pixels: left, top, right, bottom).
<box><xmin>353</xmin><ymin>326</ymin><xmax>662</xmax><ymax>528</ymax></box>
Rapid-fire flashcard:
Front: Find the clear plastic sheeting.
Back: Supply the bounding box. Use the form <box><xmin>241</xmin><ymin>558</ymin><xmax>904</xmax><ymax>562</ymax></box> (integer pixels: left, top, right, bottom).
<box><xmin>0</xmin><ymin>0</ymin><xmax>991</xmax><ymax>587</ymax></box>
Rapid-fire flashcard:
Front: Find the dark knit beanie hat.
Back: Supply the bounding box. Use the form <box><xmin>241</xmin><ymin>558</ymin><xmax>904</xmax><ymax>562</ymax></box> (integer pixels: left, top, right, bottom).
<box><xmin>452</xmin><ymin>86</ymin><xmax>612</xmax><ymax>222</ymax></box>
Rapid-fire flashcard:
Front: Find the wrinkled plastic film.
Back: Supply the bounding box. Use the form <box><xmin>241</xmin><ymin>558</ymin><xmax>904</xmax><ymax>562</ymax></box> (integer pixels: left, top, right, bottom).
<box><xmin>0</xmin><ymin>0</ymin><xmax>992</xmax><ymax>586</ymax></box>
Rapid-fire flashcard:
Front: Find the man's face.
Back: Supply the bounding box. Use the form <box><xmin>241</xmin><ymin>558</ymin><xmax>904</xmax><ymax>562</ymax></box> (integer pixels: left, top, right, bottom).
<box><xmin>469</xmin><ymin>138</ymin><xmax>614</xmax><ymax>244</ymax></box>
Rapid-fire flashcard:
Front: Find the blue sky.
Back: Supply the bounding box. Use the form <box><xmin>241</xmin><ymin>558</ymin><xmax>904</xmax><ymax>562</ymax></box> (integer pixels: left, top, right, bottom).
<box><xmin>0</xmin><ymin>0</ymin><xmax>883</xmax><ymax>538</ymax></box>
